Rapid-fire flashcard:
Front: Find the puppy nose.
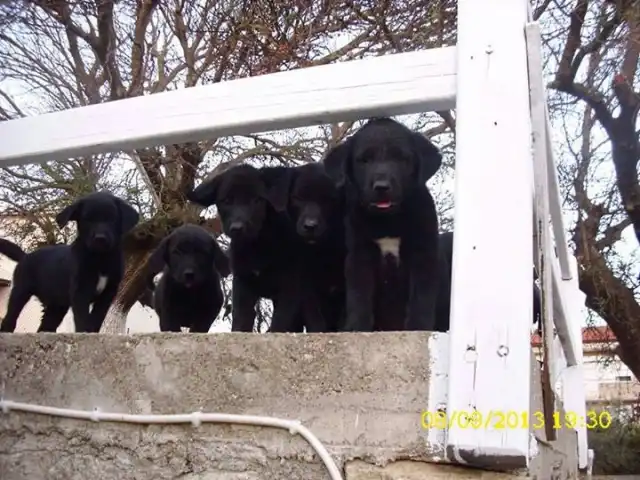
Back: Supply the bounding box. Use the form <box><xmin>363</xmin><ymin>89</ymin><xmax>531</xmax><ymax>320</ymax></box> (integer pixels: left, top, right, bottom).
<box><xmin>373</xmin><ymin>180</ymin><xmax>390</xmax><ymax>193</ymax></box>
<box><xmin>228</xmin><ymin>221</ymin><xmax>245</xmax><ymax>234</ymax></box>
<box><xmin>183</xmin><ymin>270</ymin><xmax>194</xmax><ymax>281</ymax></box>
<box><xmin>303</xmin><ymin>218</ymin><xmax>318</xmax><ymax>232</ymax></box>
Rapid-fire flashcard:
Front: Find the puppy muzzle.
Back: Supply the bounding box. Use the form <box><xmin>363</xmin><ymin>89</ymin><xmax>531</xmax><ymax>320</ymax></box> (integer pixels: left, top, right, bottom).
<box><xmin>181</xmin><ymin>269</ymin><xmax>196</xmax><ymax>288</ymax></box>
<box><xmin>88</xmin><ymin>233</ymin><xmax>113</xmax><ymax>251</ymax></box>
<box><xmin>366</xmin><ymin>178</ymin><xmax>400</xmax><ymax>212</ymax></box>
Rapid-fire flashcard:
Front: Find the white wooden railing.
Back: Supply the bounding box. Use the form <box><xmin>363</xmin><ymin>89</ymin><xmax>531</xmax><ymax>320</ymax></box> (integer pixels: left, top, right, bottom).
<box><xmin>0</xmin><ymin>0</ymin><xmax>587</xmax><ymax>472</ymax></box>
<box><xmin>526</xmin><ymin>19</ymin><xmax>589</xmax><ymax>470</ymax></box>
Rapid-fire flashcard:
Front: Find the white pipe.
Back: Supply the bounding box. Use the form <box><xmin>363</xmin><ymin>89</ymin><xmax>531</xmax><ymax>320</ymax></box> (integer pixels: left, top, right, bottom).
<box><xmin>0</xmin><ymin>399</ymin><xmax>343</xmax><ymax>480</ymax></box>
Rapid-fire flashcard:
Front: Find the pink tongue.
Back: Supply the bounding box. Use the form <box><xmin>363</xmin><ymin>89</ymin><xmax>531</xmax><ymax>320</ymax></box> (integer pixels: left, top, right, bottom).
<box><xmin>376</xmin><ymin>201</ymin><xmax>392</xmax><ymax>209</ymax></box>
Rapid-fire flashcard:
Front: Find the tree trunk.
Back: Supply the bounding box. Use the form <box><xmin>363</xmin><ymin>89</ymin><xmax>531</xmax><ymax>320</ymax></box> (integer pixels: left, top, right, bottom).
<box><xmin>576</xmin><ymin>247</ymin><xmax>640</xmax><ymax>381</ymax></box>
<box><xmin>99</xmin><ymin>250</ymin><xmax>152</xmax><ymax>334</ymax></box>
<box><xmin>610</xmin><ymin>129</ymin><xmax>640</xmax><ymax>245</ymax></box>
<box><xmin>118</xmin><ymin>250</ymin><xmax>153</xmax><ymax>313</ymax></box>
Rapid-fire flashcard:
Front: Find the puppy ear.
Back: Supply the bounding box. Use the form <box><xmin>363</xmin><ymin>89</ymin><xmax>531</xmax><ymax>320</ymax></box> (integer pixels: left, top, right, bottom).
<box><xmin>115</xmin><ymin>197</ymin><xmax>140</xmax><ymax>234</ymax></box>
<box><xmin>322</xmin><ymin>139</ymin><xmax>352</xmax><ymax>188</ymax></box>
<box><xmin>261</xmin><ymin>167</ymin><xmax>294</xmax><ymax>213</ymax></box>
<box><xmin>187</xmin><ymin>174</ymin><xmax>223</xmax><ymax>207</ymax></box>
<box><xmin>412</xmin><ymin>132</ymin><xmax>443</xmax><ymax>184</ymax></box>
<box><xmin>145</xmin><ymin>235</ymin><xmax>171</xmax><ymax>285</ymax></box>
<box><xmin>56</xmin><ymin>198</ymin><xmax>83</xmax><ymax>229</ymax></box>
<box><xmin>211</xmin><ymin>237</ymin><xmax>231</xmax><ymax>277</ymax></box>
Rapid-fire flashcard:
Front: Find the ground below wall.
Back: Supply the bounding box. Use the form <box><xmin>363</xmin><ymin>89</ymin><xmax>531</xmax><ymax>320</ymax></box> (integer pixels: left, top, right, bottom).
<box><xmin>0</xmin><ymin>332</ymin><xmax>448</xmax><ymax>480</ymax></box>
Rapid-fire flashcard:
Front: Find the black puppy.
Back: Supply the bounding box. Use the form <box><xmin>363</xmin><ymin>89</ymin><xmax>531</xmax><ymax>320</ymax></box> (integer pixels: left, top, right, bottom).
<box><xmin>435</xmin><ymin>230</ymin><xmax>543</xmax><ymax>332</ymax></box>
<box><xmin>145</xmin><ymin>224</ymin><xmax>230</xmax><ymax>332</ymax></box>
<box><xmin>0</xmin><ymin>191</ymin><xmax>139</xmax><ymax>333</ymax></box>
<box><xmin>275</xmin><ymin>162</ymin><xmax>347</xmax><ymax>333</ymax></box>
<box><xmin>323</xmin><ymin>117</ymin><xmax>442</xmax><ymax>332</ymax></box>
<box><xmin>434</xmin><ymin>231</ymin><xmax>453</xmax><ymax>332</ymax></box>
<box><xmin>186</xmin><ymin>164</ymin><xmax>299</xmax><ymax>332</ymax></box>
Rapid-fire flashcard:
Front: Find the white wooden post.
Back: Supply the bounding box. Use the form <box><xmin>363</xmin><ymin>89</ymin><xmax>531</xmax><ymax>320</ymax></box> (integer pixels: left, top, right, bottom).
<box><xmin>525</xmin><ymin>22</ymin><xmax>588</xmax><ymax>468</ymax></box>
<box><xmin>447</xmin><ymin>0</ymin><xmax>534</xmax><ymax>468</ymax></box>
<box><xmin>526</xmin><ymin>21</ymin><xmax>557</xmax><ymax>443</ymax></box>
<box><xmin>560</xmin><ymin>256</ymin><xmax>588</xmax><ymax>469</ymax></box>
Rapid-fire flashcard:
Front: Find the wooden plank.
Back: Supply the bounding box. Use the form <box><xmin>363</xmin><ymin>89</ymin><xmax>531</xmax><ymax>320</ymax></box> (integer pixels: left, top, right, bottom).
<box><xmin>551</xmin><ymin>254</ymin><xmax>578</xmax><ymax>366</ymax></box>
<box><xmin>446</xmin><ymin>0</ymin><xmax>533</xmax><ymax>469</ymax></box>
<box><xmin>546</xmin><ymin>124</ymin><xmax>573</xmax><ymax>281</ymax></box>
<box><xmin>0</xmin><ymin>47</ymin><xmax>457</xmax><ymax>166</ymax></box>
<box><xmin>525</xmin><ymin>22</ymin><xmax>576</xmax><ymax>366</ymax></box>
<box><xmin>425</xmin><ymin>333</ymin><xmax>450</xmax><ymax>459</ymax></box>
<box><xmin>526</xmin><ymin>0</ymin><xmax>572</xmax><ymax>281</ymax></box>
<box><xmin>527</xmin><ymin>21</ymin><xmax>558</xmax><ymax>442</ymax></box>
<box><xmin>560</xmin><ymin>257</ymin><xmax>589</xmax><ymax>469</ymax></box>
<box><xmin>526</xmin><ymin>23</ymin><xmax>586</xmax><ymax>469</ymax></box>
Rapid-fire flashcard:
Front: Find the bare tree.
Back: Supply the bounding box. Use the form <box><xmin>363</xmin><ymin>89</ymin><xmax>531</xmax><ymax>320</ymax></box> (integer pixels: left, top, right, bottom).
<box><xmin>0</xmin><ymin>0</ymin><xmax>456</xmax><ymax>331</ymax></box>
<box><xmin>533</xmin><ymin>0</ymin><xmax>640</xmax><ymax>379</ymax></box>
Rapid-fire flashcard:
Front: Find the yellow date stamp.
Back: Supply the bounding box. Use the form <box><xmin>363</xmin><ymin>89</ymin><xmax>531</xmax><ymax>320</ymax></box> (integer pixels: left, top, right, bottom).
<box><xmin>421</xmin><ymin>409</ymin><xmax>612</xmax><ymax>430</ymax></box>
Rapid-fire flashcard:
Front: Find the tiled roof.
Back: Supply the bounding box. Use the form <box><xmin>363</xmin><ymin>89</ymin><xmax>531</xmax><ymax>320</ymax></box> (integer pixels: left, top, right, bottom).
<box><xmin>531</xmin><ymin>325</ymin><xmax>616</xmax><ymax>346</ymax></box>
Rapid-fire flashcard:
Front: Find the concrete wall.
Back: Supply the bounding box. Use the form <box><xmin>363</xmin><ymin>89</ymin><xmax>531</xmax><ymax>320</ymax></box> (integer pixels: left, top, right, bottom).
<box><xmin>0</xmin><ymin>332</ymin><xmax>580</xmax><ymax>479</ymax></box>
<box><xmin>0</xmin><ymin>332</ymin><xmax>445</xmax><ymax>479</ymax></box>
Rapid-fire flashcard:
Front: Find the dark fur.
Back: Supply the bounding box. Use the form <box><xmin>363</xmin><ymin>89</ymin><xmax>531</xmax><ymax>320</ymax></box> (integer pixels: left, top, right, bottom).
<box><xmin>144</xmin><ymin>224</ymin><xmax>230</xmax><ymax>332</ymax></box>
<box><xmin>323</xmin><ymin>117</ymin><xmax>443</xmax><ymax>332</ymax></box>
<box><xmin>434</xmin><ymin>231</ymin><xmax>453</xmax><ymax>332</ymax></box>
<box><xmin>0</xmin><ymin>191</ymin><xmax>139</xmax><ymax>333</ymax></box>
<box><xmin>271</xmin><ymin>162</ymin><xmax>347</xmax><ymax>333</ymax></box>
<box><xmin>186</xmin><ymin>164</ymin><xmax>300</xmax><ymax>332</ymax></box>
<box><xmin>435</xmin><ymin>231</ymin><xmax>543</xmax><ymax>332</ymax></box>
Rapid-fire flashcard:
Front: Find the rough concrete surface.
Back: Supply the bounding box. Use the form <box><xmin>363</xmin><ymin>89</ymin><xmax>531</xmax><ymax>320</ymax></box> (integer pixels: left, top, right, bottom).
<box><xmin>0</xmin><ymin>332</ymin><xmax>444</xmax><ymax>480</ymax></box>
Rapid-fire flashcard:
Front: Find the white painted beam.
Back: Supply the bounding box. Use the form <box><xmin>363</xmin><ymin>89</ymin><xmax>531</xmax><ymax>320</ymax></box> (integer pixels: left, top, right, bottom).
<box><xmin>551</xmin><ymin>255</ymin><xmax>578</xmax><ymax>366</ymax></box>
<box><xmin>526</xmin><ymin>1</ymin><xmax>572</xmax><ymax>281</ymax></box>
<box><xmin>446</xmin><ymin>0</ymin><xmax>533</xmax><ymax>470</ymax></box>
<box><xmin>525</xmin><ymin>22</ymin><xmax>577</xmax><ymax>367</ymax></box>
<box><xmin>0</xmin><ymin>47</ymin><xmax>457</xmax><ymax>166</ymax></box>
<box><xmin>426</xmin><ymin>333</ymin><xmax>451</xmax><ymax>460</ymax></box>
<box><xmin>560</xmin><ymin>257</ymin><xmax>589</xmax><ymax>470</ymax></box>
<box><xmin>528</xmin><ymin>20</ymin><xmax>559</xmax><ymax>442</ymax></box>
<box><xmin>546</xmin><ymin>124</ymin><xmax>573</xmax><ymax>281</ymax></box>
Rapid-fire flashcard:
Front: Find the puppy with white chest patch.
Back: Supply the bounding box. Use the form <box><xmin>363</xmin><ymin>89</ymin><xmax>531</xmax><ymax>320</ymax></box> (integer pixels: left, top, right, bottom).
<box><xmin>323</xmin><ymin>117</ymin><xmax>443</xmax><ymax>332</ymax></box>
<box><xmin>0</xmin><ymin>191</ymin><xmax>140</xmax><ymax>333</ymax></box>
